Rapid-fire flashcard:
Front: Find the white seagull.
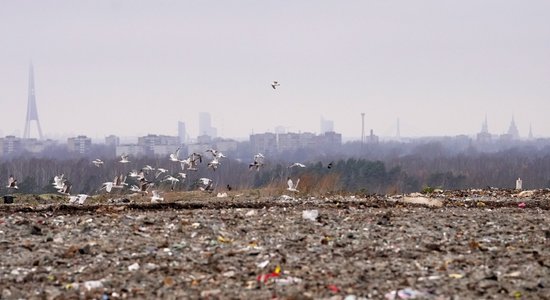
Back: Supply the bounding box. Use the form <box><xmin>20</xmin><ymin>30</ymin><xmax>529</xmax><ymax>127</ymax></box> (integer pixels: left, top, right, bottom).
<box><xmin>169</xmin><ymin>147</ymin><xmax>182</xmax><ymax>162</ymax></box>
<box><xmin>151</xmin><ymin>190</ymin><xmax>164</xmax><ymax>203</ymax></box>
<box><xmin>207</xmin><ymin>157</ymin><xmax>221</xmax><ymax>171</ymax></box>
<box><xmin>206</xmin><ymin>148</ymin><xmax>226</xmax><ymax>159</ymax></box>
<box><xmin>92</xmin><ymin>159</ymin><xmax>104</xmax><ymax>167</ymax></box>
<box><xmin>6</xmin><ymin>175</ymin><xmax>18</xmax><ymax>189</ymax></box>
<box><xmin>119</xmin><ymin>154</ymin><xmax>130</xmax><ymax>163</ymax></box>
<box><xmin>198</xmin><ymin>177</ymin><xmax>214</xmax><ymax>192</ymax></box>
<box><xmin>289</xmin><ymin>162</ymin><xmax>306</xmax><ymax>168</ymax></box>
<box><xmin>271</xmin><ymin>81</ymin><xmax>280</xmax><ymax>89</ymax></box>
<box><xmin>52</xmin><ymin>174</ymin><xmax>65</xmax><ymax>190</ymax></box>
<box><xmin>287</xmin><ymin>177</ymin><xmax>300</xmax><ymax>192</ymax></box>
<box><xmin>249</xmin><ymin>153</ymin><xmax>265</xmax><ymax>171</ymax></box>
<box><xmin>58</xmin><ymin>181</ymin><xmax>72</xmax><ymax>195</ymax></box>
<box><xmin>162</xmin><ymin>175</ymin><xmax>180</xmax><ymax>190</ymax></box>
<box><xmin>155</xmin><ymin>168</ymin><xmax>168</xmax><ymax>178</ymax></box>
<box><xmin>69</xmin><ymin>194</ymin><xmax>88</xmax><ymax>205</ymax></box>
<box><xmin>180</xmin><ymin>153</ymin><xmax>202</xmax><ymax>171</ymax></box>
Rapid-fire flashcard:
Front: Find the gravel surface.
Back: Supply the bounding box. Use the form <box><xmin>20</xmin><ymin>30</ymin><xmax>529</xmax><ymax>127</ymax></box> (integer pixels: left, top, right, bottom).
<box><xmin>1</xmin><ymin>191</ymin><xmax>550</xmax><ymax>299</ymax></box>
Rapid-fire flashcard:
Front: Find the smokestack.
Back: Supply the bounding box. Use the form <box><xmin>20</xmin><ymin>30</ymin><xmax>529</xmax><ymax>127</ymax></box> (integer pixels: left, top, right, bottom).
<box><xmin>361</xmin><ymin>113</ymin><xmax>365</xmax><ymax>145</ymax></box>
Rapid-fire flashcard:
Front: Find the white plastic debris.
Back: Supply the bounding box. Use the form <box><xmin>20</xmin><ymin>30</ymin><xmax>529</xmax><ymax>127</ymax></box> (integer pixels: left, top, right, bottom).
<box><xmin>302</xmin><ymin>210</ymin><xmax>319</xmax><ymax>221</ymax></box>
<box><xmin>128</xmin><ymin>262</ymin><xmax>140</xmax><ymax>271</ymax></box>
<box><xmin>257</xmin><ymin>260</ymin><xmax>270</xmax><ymax>269</ymax></box>
<box><xmin>83</xmin><ymin>280</ymin><xmax>103</xmax><ymax>291</ymax></box>
<box><xmin>216</xmin><ymin>192</ymin><xmax>228</xmax><ymax>198</ymax></box>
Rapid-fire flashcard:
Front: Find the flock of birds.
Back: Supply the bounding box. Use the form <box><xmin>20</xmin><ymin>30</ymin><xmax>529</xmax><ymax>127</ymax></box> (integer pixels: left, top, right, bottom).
<box><xmin>3</xmin><ymin>81</ymin><xmax>336</xmax><ymax>204</ymax></box>
<box><xmin>4</xmin><ymin>147</ymin><xmax>318</xmax><ymax>205</ymax></box>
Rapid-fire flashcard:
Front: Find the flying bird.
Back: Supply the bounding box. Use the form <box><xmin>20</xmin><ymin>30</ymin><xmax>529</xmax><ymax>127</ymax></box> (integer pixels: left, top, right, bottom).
<box><xmin>155</xmin><ymin>168</ymin><xmax>168</xmax><ymax>178</ymax></box>
<box><xmin>271</xmin><ymin>81</ymin><xmax>280</xmax><ymax>89</ymax></box>
<box><xmin>119</xmin><ymin>154</ymin><xmax>130</xmax><ymax>163</ymax></box>
<box><xmin>6</xmin><ymin>175</ymin><xmax>18</xmax><ymax>189</ymax></box>
<box><xmin>287</xmin><ymin>177</ymin><xmax>300</xmax><ymax>193</ymax></box>
<box><xmin>289</xmin><ymin>162</ymin><xmax>306</xmax><ymax>168</ymax></box>
<box><xmin>92</xmin><ymin>159</ymin><xmax>104</xmax><ymax>167</ymax></box>
<box><xmin>207</xmin><ymin>157</ymin><xmax>221</xmax><ymax>171</ymax></box>
<box><xmin>58</xmin><ymin>181</ymin><xmax>72</xmax><ymax>195</ymax></box>
<box><xmin>206</xmin><ymin>148</ymin><xmax>226</xmax><ymax>159</ymax></box>
<box><xmin>180</xmin><ymin>153</ymin><xmax>202</xmax><ymax>171</ymax></box>
<box><xmin>169</xmin><ymin>147</ymin><xmax>182</xmax><ymax>162</ymax></box>
<box><xmin>327</xmin><ymin>162</ymin><xmax>334</xmax><ymax>169</ymax></box>
<box><xmin>198</xmin><ymin>177</ymin><xmax>214</xmax><ymax>192</ymax></box>
<box><xmin>249</xmin><ymin>153</ymin><xmax>265</xmax><ymax>171</ymax></box>
<box><xmin>162</xmin><ymin>175</ymin><xmax>180</xmax><ymax>190</ymax></box>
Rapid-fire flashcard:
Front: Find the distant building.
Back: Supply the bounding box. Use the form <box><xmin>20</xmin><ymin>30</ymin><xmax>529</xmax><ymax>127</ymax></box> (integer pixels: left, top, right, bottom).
<box><xmin>277</xmin><ymin>132</ymin><xmax>301</xmax><ymax>152</ymax></box>
<box><xmin>67</xmin><ymin>135</ymin><xmax>92</xmax><ymax>154</ymax></box>
<box><xmin>366</xmin><ymin>129</ymin><xmax>379</xmax><ymax>144</ymax></box>
<box><xmin>105</xmin><ymin>135</ymin><xmax>120</xmax><ymax>147</ymax></box>
<box><xmin>476</xmin><ymin>115</ymin><xmax>492</xmax><ymax>143</ymax></box>
<box><xmin>320</xmin><ymin>117</ymin><xmax>334</xmax><ymax>134</ymax></box>
<box><xmin>21</xmin><ymin>138</ymin><xmax>56</xmax><ymax>154</ymax></box>
<box><xmin>528</xmin><ymin>124</ymin><xmax>534</xmax><ymax>140</ymax></box>
<box><xmin>318</xmin><ymin>131</ymin><xmax>342</xmax><ymax>150</ymax></box>
<box><xmin>0</xmin><ymin>135</ymin><xmax>23</xmax><ymax>157</ymax></box>
<box><xmin>197</xmin><ymin>134</ymin><xmax>212</xmax><ymax>144</ymax></box>
<box><xmin>214</xmin><ymin>138</ymin><xmax>238</xmax><ymax>154</ymax></box>
<box><xmin>199</xmin><ymin>112</ymin><xmax>217</xmax><ymax>138</ymax></box>
<box><xmin>178</xmin><ymin>121</ymin><xmax>187</xmax><ymax>144</ymax></box>
<box><xmin>137</xmin><ymin>134</ymin><xmax>179</xmax><ymax>157</ymax></box>
<box><xmin>507</xmin><ymin>117</ymin><xmax>520</xmax><ymax>140</ymax></box>
<box><xmin>116</xmin><ymin>144</ymin><xmax>147</xmax><ymax>158</ymax></box>
<box><xmin>250</xmin><ymin>133</ymin><xmax>277</xmax><ymax>155</ymax></box>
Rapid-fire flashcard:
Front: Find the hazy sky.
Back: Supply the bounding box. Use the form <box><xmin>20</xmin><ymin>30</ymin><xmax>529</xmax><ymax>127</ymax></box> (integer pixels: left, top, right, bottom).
<box><xmin>1</xmin><ymin>0</ymin><xmax>549</xmax><ymax>141</ymax></box>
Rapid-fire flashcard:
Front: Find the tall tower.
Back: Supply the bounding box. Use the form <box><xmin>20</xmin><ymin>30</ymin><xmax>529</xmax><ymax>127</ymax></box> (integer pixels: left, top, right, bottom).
<box><xmin>396</xmin><ymin>118</ymin><xmax>401</xmax><ymax>140</ymax></box>
<box><xmin>361</xmin><ymin>113</ymin><xmax>365</xmax><ymax>144</ymax></box>
<box><xmin>23</xmin><ymin>63</ymin><xmax>43</xmax><ymax>139</ymax></box>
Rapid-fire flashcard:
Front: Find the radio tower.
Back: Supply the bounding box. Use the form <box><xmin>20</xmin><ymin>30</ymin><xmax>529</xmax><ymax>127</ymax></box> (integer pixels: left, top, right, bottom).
<box><xmin>23</xmin><ymin>63</ymin><xmax>43</xmax><ymax>139</ymax></box>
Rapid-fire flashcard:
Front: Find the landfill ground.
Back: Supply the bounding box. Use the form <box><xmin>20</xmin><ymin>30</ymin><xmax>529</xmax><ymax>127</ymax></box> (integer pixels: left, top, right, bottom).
<box><xmin>1</xmin><ymin>189</ymin><xmax>550</xmax><ymax>299</ymax></box>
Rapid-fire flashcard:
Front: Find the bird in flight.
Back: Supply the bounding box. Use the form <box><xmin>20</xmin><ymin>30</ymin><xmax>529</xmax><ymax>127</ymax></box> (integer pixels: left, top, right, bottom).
<box><xmin>92</xmin><ymin>159</ymin><xmax>104</xmax><ymax>167</ymax></box>
<box><xmin>271</xmin><ymin>81</ymin><xmax>280</xmax><ymax>89</ymax></box>
<box><xmin>119</xmin><ymin>154</ymin><xmax>130</xmax><ymax>163</ymax></box>
<box><xmin>6</xmin><ymin>175</ymin><xmax>18</xmax><ymax>189</ymax></box>
<box><xmin>289</xmin><ymin>162</ymin><xmax>306</xmax><ymax>168</ymax></box>
<box><xmin>249</xmin><ymin>153</ymin><xmax>265</xmax><ymax>171</ymax></box>
<box><xmin>287</xmin><ymin>177</ymin><xmax>300</xmax><ymax>192</ymax></box>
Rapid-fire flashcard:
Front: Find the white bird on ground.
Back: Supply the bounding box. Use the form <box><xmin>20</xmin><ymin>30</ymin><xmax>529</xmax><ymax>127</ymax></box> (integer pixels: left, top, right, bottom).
<box><xmin>151</xmin><ymin>190</ymin><xmax>164</xmax><ymax>203</ymax></box>
<box><xmin>92</xmin><ymin>159</ymin><xmax>104</xmax><ymax>167</ymax></box>
<box><xmin>6</xmin><ymin>175</ymin><xmax>18</xmax><ymax>189</ymax></box>
<box><xmin>287</xmin><ymin>177</ymin><xmax>300</xmax><ymax>192</ymax></box>
<box><xmin>249</xmin><ymin>153</ymin><xmax>265</xmax><ymax>171</ymax></box>
<box><xmin>69</xmin><ymin>194</ymin><xmax>88</xmax><ymax>205</ymax></box>
<box><xmin>198</xmin><ymin>177</ymin><xmax>214</xmax><ymax>192</ymax></box>
<box><xmin>289</xmin><ymin>162</ymin><xmax>306</xmax><ymax>168</ymax></box>
<box><xmin>119</xmin><ymin>154</ymin><xmax>130</xmax><ymax>163</ymax></box>
<box><xmin>129</xmin><ymin>185</ymin><xmax>141</xmax><ymax>192</ymax></box>
<box><xmin>169</xmin><ymin>147</ymin><xmax>182</xmax><ymax>162</ymax></box>
<box><xmin>271</xmin><ymin>81</ymin><xmax>280</xmax><ymax>89</ymax></box>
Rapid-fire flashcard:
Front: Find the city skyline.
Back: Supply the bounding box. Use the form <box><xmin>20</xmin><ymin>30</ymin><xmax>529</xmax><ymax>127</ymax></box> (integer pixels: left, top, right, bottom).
<box><xmin>1</xmin><ymin>1</ymin><xmax>549</xmax><ymax>139</ymax></box>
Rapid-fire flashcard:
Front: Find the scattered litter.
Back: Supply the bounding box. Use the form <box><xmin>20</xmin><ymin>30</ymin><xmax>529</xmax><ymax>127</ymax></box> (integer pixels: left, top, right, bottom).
<box><xmin>128</xmin><ymin>262</ymin><xmax>140</xmax><ymax>271</ymax></box>
<box><xmin>257</xmin><ymin>260</ymin><xmax>270</xmax><ymax>269</ymax></box>
<box><xmin>302</xmin><ymin>210</ymin><xmax>319</xmax><ymax>221</ymax></box>
<box><xmin>217</xmin><ymin>192</ymin><xmax>228</xmax><ymax>198</ymax></box>
<box><xmin>518</xmin><ymin>202</ymin><xmax>526</xmax><ymax>208</ymax></box>
<box><xmin>385</xmin><ymin>288</ymin><xmax>424</xmax><ymax>299</ymax></box>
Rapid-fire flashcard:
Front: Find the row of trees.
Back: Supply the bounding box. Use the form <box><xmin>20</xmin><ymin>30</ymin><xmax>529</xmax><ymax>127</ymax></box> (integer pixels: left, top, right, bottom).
<box><xmin>2</xmin><ymin>144</ymin><xmax>550</xmax><ymax>196</ymax></box>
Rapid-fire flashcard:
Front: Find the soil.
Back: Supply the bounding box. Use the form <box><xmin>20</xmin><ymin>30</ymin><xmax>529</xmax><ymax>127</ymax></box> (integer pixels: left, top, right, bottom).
<box><xmin>1</xmin><ymin>190</ymin><xmax>550</xmax><ymax>299</ymax></box>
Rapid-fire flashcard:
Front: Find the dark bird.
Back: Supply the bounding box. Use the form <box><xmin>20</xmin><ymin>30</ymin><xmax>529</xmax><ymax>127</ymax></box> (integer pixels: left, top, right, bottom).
<box><xmin>327</xmin><ymin>162</ymin><xmax>334</xmax><ymax>169</ymax></box>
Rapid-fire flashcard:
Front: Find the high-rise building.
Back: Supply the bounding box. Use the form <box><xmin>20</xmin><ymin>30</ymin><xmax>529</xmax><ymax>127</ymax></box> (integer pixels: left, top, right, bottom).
<box><xmin>320</xmin><ymin>117</ymin><xmax>334</xmax><ymax>134</ymax></box>
<box><xmin>23</xmin><ymin>63</ymin><xmax>44</xmax><ymax>140</ymax></box>
<box><xmin>178</xmin><ymin>121</ymin><xmax>187</xmax><ymax>144</ymax></box>
<box><xmin>105</xmin><ymin>135</ymin><xmax>120</xmax><ymax>147</ymax></box>
<box><xmin>67</xmin><ymin>135</ymin><xmax>92</xmax><ymax>154</ymax></box>
<box><xmin>198</xmin><ymin>112</ymin><xmax>217</xmax><ymax>138</ymax></box>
